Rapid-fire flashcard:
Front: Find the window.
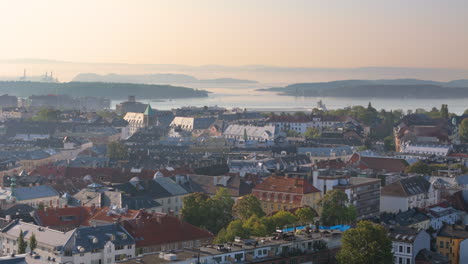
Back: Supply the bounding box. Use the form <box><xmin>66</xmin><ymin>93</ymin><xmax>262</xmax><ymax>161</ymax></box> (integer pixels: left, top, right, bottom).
<box><xmin>407</xmin><ymin>247</ymin><xmax>411</xmax><ymax>254</ymax></box>
<box><xmin>115</xmin><ymin>245</ymin><xmax>124</xmax><ymax>250</ymax></box>
<box><xmin>440</xmin><ymin>241</ymin><xmax>444</xmax><ymax>248</ymax></box>
<box><xmin>127</xmin><ymin>245</ymin><xmax>132</xmax><ymax>249</ymax></box>
<box><xmin>107</xmin><ymin>258</ymin><xmax>112</xmax><ymax>264</ymax></box>
<box><xmin>446</xmin><ymin>242</ymin><xmax>449</xmax><ymax>248</ymax></box>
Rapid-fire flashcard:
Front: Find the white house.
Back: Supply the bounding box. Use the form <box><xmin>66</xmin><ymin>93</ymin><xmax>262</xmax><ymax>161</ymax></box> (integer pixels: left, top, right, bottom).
<box><xmin>389</xmin><ymin>227</ymin><xmax>431</xmax><ymax>264</ymax></box>
<box><xmin>380</xmin><ymin>176</ymin><xmax>439</xmax><ymax>213</ymax></box>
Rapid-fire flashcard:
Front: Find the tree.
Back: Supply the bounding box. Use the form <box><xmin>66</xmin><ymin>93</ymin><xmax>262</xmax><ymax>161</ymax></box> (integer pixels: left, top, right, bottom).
<box><xmin>106</xmin><ymin>141</ymin><xmax>128</xmax><ymax>160</ymax></box>
<box><xmin>336</xmin><ymin>221</ymin><xmax>393</xmax><ymax>264</ymax></box>
<box><xmin>18</xmin><ymin>230</ymin><xmax>28</xmax><ymax>254</ymax></box>
<box><xmin>29</xmin><ymin>233</ymin><xmax>37</xmax><ymax>253</ymax></box>
<box><xmin>405</xmin><ymin>161</ymin><xmax>433</xmax><ymax>175</ymax></box>
<box><xmin>304</xmin><ymin>128</ymin><xmax>320</xmax><ymax>139</ymax></box>
<box><xmin>460</xmin><ymin>118</ymin><xmax>468</xmax><ymax>143</ymax></box>
<box><xmin>440</xmin><ymin>104</ymin><xmax>449</xmax><ymax>120</ymax></box>
<box><xmin>214</xmin><ymin>220</ymin><xmax>248</xmax><ymax>243</ymax></box>
<box><xmin>320</xmin><ymin>190</ymin><xmax>357</xmax><ymax>226</ymax></box>
<box><xmin>232</xmin><ymin>195</ymin><xmax>265</xmax><ymax>221</ymax></box>
<box><xmin>243</xmin><ymin>128</ymin><xmax>248</xmax><ymax>141</ymax></box>
<box><xmin>243</xmin><ymin>215</ymin><xmax>269</xmax><ymax>237</ymax></box>
<box><xmin>269</xmin><ymin>210</ymin><xmax>297</xmax><ymax>229</ymax></box>
<box><xmin>295</xmin><ymin>207</ymin><xmax>316</xmax><ymax>223</ymax></box>
<box><xmin>181</xmin><ymin>188</ymin><xmax>234</xmax><ymax>234</ymax></box>
<box><xmin>383</xmin><ymin>136</ymin><xmax>395</xmax><ymax>152</ymax></box>
<box><xmin>33</xmin><ymin>108</ymin><xmax>61</xmax><ymax>122</ymax></box>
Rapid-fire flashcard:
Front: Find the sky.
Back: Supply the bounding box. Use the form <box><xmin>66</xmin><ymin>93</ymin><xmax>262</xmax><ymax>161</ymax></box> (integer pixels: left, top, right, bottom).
<box><xmin>1</xmin><ymin>0</ymin><xmax>468</xmax><ymax>69</ymax></box>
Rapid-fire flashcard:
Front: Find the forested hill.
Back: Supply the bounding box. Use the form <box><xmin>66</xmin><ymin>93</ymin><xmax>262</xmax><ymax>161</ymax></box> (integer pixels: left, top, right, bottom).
<box><xmin>0</xmin><ymin>81</ymin><xmax>208</xmax><ymax>99</ymax></box>
<box><xmin>259</xmin><ymin>79</ymin><xmax>468</xmax><ymax>98</ymax></box>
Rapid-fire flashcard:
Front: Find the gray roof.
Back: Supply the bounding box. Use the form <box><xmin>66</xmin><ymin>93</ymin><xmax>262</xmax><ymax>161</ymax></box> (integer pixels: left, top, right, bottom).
<box><xmin>298</xmin><ymin>146</ymin><xmax>353</xmax><ymax>157</ymax></box>
<box><xmin>63</xmin><ymin>224</ymin><xmax>135</xmax><ymax>254</ymax></box>
<box><xmin>455</xmin><ymin>175</ymin><xmax>468</xmax><ymax>186</ymax></box>
<box><xmin>13</xmin><ymin>185</ymin><xmax>59</xmax><ymax>201</ymax></box>
<box><xmin>154</xmin><ymin>177</ymin><xmax>188</xmax><ymax>196</ymax></box>
<box><xmin>3</xmin><ymin>221</ymin><xmax>74</xmax><ymax>249</ymax></box>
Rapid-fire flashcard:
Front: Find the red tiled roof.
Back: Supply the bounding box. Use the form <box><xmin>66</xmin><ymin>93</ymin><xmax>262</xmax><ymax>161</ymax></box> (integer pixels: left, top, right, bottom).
<box><xmin>253</xmin><ymin>176</ymin><xmax>320</xmax><ymax>194</ymax></box>
<box><xmin>29</xmin><ymin>165</ymin><xmax>66</xmax><ymax>178</ymax></box>
<box><xmin>348</xmin><ymin>153</ymin><xmax>408</xmax><ymax>172</ymax></box>
<box><xmin>35</xmin><ymin>206</ymin><xmax>100</xmax><ymax>228</ymax></box>
<box><xmin>122</xmin><ymin>212</ymin><xmax>213</xmax><ymax>247</ymax></box>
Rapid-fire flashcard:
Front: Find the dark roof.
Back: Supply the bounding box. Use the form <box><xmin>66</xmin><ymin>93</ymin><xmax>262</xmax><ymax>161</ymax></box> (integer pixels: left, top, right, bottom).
<box><xmin>381</xmin><ymin>176</ymin><xmax>431</xmax><ymax>197</ymax></box>
<box><xmin>438</xmin><ymin>224</ymin><xmax>468</xmax><ymax>239</ymax></box>
<box><xmin>64</xmin><ymin>224</ymin><xmax>135</xmax><ymax>254</ymax></box>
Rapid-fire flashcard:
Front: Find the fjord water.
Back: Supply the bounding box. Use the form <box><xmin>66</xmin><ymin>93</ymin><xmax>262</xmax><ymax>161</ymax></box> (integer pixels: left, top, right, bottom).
<box><xmin>111</xmin><ymin>84</ymin><xmax>468</xmax><ymax>114</ymax></box>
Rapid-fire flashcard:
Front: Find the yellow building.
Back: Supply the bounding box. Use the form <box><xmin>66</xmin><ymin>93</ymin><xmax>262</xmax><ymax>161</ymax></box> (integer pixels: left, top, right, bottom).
<box><xmin>436</xmin><ymin>224</ymin><xmax>468</xmax><ymax>264</ymax></box>
<box><xmin>252</xmin><ymin>175</ymin><xmax>322</xmax><ymax>215</ymax></box>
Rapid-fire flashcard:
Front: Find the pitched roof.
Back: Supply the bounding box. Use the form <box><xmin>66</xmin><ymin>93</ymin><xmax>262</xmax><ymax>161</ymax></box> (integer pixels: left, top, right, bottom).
<box><xmin>13</xmin><ymin>185</ymin><xmax>59</xmax><ymax>201</ymax></box>
<box><xmin>144</xmin><ymin>104</ymin><xmax>155</xmax><ymax>116</ymax></box>
<box><xmin>438</xmin><ymin>224</ymin><xmax>468</xmax><ymax>239</ymax></box>
<box><xmin>253</xmin><ymin>176</ymin><xmax>320</xmax><ymax>194</ymax></box>
<box><xmin>381</xmin><ymin>176</ymin><xmax>431</xmax><ymax>197</ymax></box>
<box><xmin>88</xmin><ymin>207</ymin><xmax>141</xmax><ymax>224</ymax></box>
<box><xmin>34</xmin><ymin>206</ymin><xmax>99</xmax><ymax>229</ymax></box>
<box><xmin>122</xmin><ymin>212</ymin><xmax>213</xmax><ymax>247</ymax></box>
<box><xmin>349</xmin><ymin>153</ymin><xmax>408</xmax><ymax>172</ymax></box>
<box><xmin>3</xmin><ymin>221</ymin><xmax>74</xmax><ymax>248</ymax></box>
<box><xmin>64</xmin><ymin>223</ymin><xmax>135</xmax><ymax>254</ymax></box>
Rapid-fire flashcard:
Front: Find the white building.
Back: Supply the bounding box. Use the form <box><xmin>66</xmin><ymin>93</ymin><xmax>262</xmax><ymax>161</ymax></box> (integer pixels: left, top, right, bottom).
<box><xmin>400</xmin><ymin>144</ymin><xmax>452</xmax><ymax>157</ymax></box>
<box><xmin>266</xmin><ymin>115</ymin><xmax>322</xmax><ymax>134</ymax></box>
<box><xmin>427</xmin><ymin>206</ymin><xmax>461</xmax><ymax>231</ymax></box>
<box><xmin>380</xmin><ymin>176</ymin><xmax>439</xmax><ymax>213</ymax></box>
<box><xmin>223</xmin><ymin>124</ymin><xmax>279</xmax><ymax>144</ymax></box>
<box><xmin>389</xmin><ymin>227</ymin><xmax>431</xmax><ymax>264</ymax></box>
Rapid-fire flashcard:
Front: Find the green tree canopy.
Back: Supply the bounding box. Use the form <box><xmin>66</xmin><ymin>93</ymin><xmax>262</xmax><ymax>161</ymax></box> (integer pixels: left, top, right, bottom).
<box><xmin>33</xmin><ymin>108</ymin><xmax>61</xmax><ymax>122</ymax></box>
<box><xmin>336</xmin><ymin>221</ymin><xmax>393</xmax><ymax>264</ymax></box>
<box><xmin>460</xmin><ymin>118</ymin><xmax>468</xmax><ymax>143</ymax></box>
<box><xmin>304</xmin><ymin>127</ymin><xmax>320</xmax><ymax>139</ymax></box>
<box><xmin>18</xmin><ymin>230</ymin><xmax>28</xmax><ymax>254</ymax></box>
<box><xmin>232</xmin><ymin>194</ymin><xmax>265</xmax><ymax>221</ymax></box>
<box><xmin>320</xmin><ymin>190</ymin><xmax>357</xmax><ymax>226</ymax></box>
<box><xmin>106</xmin><ymin>141</ymin><xmax>129</xmax><ymax>160</ymax></box>
<box><xmin>405</xmin><ymin>160</ymin><xmax>433</xmax><ymax>175</ymax></box>
<box><xmin>29</xmin><ymin>233</ymin><xmax>37</xmax><ymax>252</ymax></box>
<box><xmin>295</xmin><ymin>207</ymin><xmax>316</xmax><ymax>223</ymax></box>
<box><xmin>181</xmin><ymin>188</ymin><xmax>234</xmax><ymax>234</ymax></box>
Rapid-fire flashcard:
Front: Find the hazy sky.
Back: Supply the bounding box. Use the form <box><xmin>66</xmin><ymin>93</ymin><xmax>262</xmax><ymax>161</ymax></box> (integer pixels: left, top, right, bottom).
<box><xmin>1</xmin><ymin>0</ymin><xmax>468</xmax><ymax>68</ymax></box>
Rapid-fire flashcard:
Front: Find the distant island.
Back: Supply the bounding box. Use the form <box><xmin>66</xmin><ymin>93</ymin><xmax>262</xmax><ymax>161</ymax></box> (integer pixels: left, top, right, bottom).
<box><xmin>72</xmin><ymin>73</ymin><xmax>257</xmax><ymax>84</ymax></box>
<box><xmin>0</xmin><ymin>81</ymin><xmax>209</xmax><ymax>99</ymax></box>
<box><xmin>258</xmin><ymin>79</ymin><xmax>468</xmax><ymax>98</ymax></box>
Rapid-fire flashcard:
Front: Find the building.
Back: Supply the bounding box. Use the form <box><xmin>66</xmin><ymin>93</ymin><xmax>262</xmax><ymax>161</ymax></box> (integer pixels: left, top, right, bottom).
<box><xmin>122</xmin><ymin>211</ymin><xmax>213</xmax><ymax>255</ymax></box>
<box><xmin>223</xmin><ymin>124</ymin><xmax>279</xmax><ymax>145</ymax></box>
<box><xmin>0</xmin><ymin>221</ymin><xmax>74</xmax><ymax>260</ymax></box>
<box><xmin>298</xmin><ymin>146</ymin><xmax>354</xmax><ymax>162</ymax></box>
<box><xmin>312</xmin><ymin>169</ymin><xmax>381</xmax><ymax>219</ymax></box>
<box><xmin>389</xmin><ymin>227</ymin><xmax>431</xmax><ymax>264</ymax></box>
<box><xmin>119</xmin><ymin>230</ymin><xmax>341</xmax><ymax>264</ymax></box>
<box><xmin>124</xmin><ymin>105</ymin><xmax>157</xmax><ymax>135</ymax></box>
<box><xmin>266</xmin><ymin>115</ymin><xmax>322</xmax><ymax>134</ymax></box>
<box><xmin>436</xmin><ymin>224</ymin><xmax>468</xmax><ymax>264</ymax></box>
<box><xmin>0</xmin><ymin>94</ymin><xmax>18</xmax><ymax>108</ymax></box>
<box><xmin>33</xmin><ymin>206</ymin><xmax>100</xmax><ymax>232</ymax></box>
<box><xmin>13</xmin><ymin>185</ymin><xmax>60</xmax><ymax>208</ymax></box>
<box><xmin>381</xmin><ymin>176</ymin><xmax>439</xmax><ymax>213</ymax></box>
<box><xmin>348</xmin><ymin>153</ymin><xmax>408</xmax><ymax>173</ymax></box>
<box><xmin>252</xmin><ymin>175</ymin><xmax>322</xmax><ymax>215</ymax></box>
<box><xmin>61</xmin><ymin>224</ymin><xmax>136</xmax><ymax>263</ymax></box>
<box><xmin>116</xmin><ymin>96</ymin><xmax>148</xmax><ymax>115</ymax></box>
<box><xmin>170</xmin><ymin>117</ymin><xmax>216</xmax><ymax>132</ymax></box>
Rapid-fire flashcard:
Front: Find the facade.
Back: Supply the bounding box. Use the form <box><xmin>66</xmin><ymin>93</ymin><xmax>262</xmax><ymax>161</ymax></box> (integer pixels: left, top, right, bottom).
<box><xmin>123</xmin><ymin>105</ymin><xmax>157</xmax><ymax>135</ymax></box>
<box><xmin>389</xmin><ymin>227</ymin><xmax>431</xmax><ymax>264</ymax></box>
<box><xmin>119</xmin><ymin>231</ymin><xmax>342</xmax><ymax>264</ymax></box>
<box><xmin>381</xmin><ymin>176</ymin><xmax>439</xmax><ymax>213</ymax></box>
<box><xmin>298</xmin><ymin>146</ymin><xmax>354</xmax><ymax>162</ymax></box>
<box><xmin>312</xmin><ymin>169</ymin><xmax>381</xmax><ymax>218</ymax></box>
<box><xmin>223</xmin><ymin>124</ymin><xmax>278</xmax><ymax>144</ymax></box>
<box><xmin>0</xmin><ymin>221</ymin><xmax>74</xmax><ymax>261</ymax></box>
<box><xmin>170</xmin><ymin>117</ymin><xmax>216</xmax><ymax>132</ymax></box>
<box><xmin>122</xmin><ymin>212</ymin><xmax>213</xmax><ymax>255</ymax></box>
<box><xmin>436</xmin><ymin>224</ymin><xmax>468</xmax><ymax>264</ymax></box>
<box><xmin>252</xmin><ymin>175</ymin><xmax>321</xmax><ymax>215</ymax></box>
<box><xmin>266</xmin><ymin>115</ymin><xmax>322</xmax><ymax>134</ymax></box>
